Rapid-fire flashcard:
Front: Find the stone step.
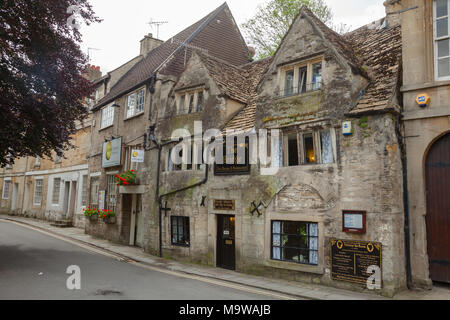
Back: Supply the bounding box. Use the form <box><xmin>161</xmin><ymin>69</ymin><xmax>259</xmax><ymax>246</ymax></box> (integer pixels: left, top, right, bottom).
<box><xmin>50</xmin><ymin>220</ymin><xmax>73</xmax><ymax>228</ymax></box>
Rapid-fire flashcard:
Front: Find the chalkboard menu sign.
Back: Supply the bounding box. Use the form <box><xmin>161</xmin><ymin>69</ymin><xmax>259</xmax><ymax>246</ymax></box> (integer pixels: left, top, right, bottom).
<box><xmin>330</xmin><ymin>239</ymin><xmax>382</xmax><ymax>286</ymax></box>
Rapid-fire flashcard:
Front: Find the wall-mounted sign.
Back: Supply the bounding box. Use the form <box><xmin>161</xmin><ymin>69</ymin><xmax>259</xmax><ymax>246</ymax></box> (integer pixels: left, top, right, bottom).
<box><xmin>331</xmin><ymin>239</ymin><xmax>382</xmax><ymax>286</ymax></box>
<box><xmin>342</xmin><ymin>210</ymin><xmax>366</xmax><ymax>234</ymax></box>
<box><xmin>102</xmin><ymin>138</ymin><xmax>122</xmax><ymax>168</ymax></box>
<box><xmin>342</xmin><ymin>121</ymin><xmax>353</xmax><ymax>136</ymax></box>
<box><xmin>213</xmin><ymin>200</ymin><xmax>235</xmax><ymax>211</ymax></box>
<box><xmin>131</xmin><ymin>149</ymin><xmax>145</xmax><ymax>163</ymax></box>
<box><xmin>98</xmin><ymin>190</ymin><xmax>106</xmax><ymax>211</ymax></box>
<box><xmin>214</xmin><ymin>138</ymin><xmax>250</xmax><ymax>176</ymax></box>
<box><xmin>416</xmin><ymin>93</ymin><xmax>430</xmax><ymax>108</ymax></box>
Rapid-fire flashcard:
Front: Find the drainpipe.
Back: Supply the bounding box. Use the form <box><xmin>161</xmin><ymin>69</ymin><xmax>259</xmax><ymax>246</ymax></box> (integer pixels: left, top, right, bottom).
<box><xmin>396</xmin><ymin>114</ymin><xmax>413</xmax><ymax>289</ymax></box>
<box><xmin>21</xmin><ymin>157</ymin><xmax>29</xmax><ymax>215</ymax></box>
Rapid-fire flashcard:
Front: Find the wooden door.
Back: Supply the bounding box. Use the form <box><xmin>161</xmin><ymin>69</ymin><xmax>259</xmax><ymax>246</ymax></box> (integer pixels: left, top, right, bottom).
<box><xmin>217</xmin><ymin>215</ymin><xmax>236</xmax><ymax>270</ymax></box>
<box><xmin>425</xmin><ymin>133</ymin><xmax>450</xmax><ymax>283</ymax></box>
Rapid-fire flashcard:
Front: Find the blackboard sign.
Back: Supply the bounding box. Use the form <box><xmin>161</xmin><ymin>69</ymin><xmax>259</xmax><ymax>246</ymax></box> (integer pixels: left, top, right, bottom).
<box><xmin>330</xmin><ymin>239</ymin><xmax>382</xmax><ymax>286</ymax></box>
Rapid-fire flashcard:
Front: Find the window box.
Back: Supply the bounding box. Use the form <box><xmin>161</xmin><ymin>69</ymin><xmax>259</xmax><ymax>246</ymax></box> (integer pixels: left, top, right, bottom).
<box><xmin>114</xmin><ymin>170</ymin><xmax>138</xmax><ymax>186</ymax></box>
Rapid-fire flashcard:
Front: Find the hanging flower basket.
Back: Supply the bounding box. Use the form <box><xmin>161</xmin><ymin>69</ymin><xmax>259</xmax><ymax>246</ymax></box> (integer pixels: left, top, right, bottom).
<box><xmin>84</xmin><ymin>207</ymin><xmax>99</xmax><ymax>222</ymax></box>
<box><xmin>115</xmin><ymin>170</ymin><xmax>137</xmax><ymax>186</ymax></box>
<box><xmin>99</xmin><ymin>209</ymin><xmax>116</xmax><ymax>224</ymax></box>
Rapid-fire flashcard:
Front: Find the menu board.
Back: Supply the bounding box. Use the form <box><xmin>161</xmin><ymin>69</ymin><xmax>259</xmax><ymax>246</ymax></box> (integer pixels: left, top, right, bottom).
<box><xmin>331</xmin><ymin>239</ymin><xmax>382</xmax><ymax>286</ymax></box>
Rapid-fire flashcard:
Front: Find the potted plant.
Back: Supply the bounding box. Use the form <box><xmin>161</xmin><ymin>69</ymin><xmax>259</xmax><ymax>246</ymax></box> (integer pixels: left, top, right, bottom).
<box><xmin>115</xmin><ymin>170</ymin><xmax>137</xmax><ymax>186</ymax></box>
<box><xmin>99</xmin><ymin>209</ymin><xmax>116</xmax><ymax>224</ymax></box>
<box><xmin>84</xmin><ymin>207</ymin><xmax>99</xmax><ymax>222</ymax></box>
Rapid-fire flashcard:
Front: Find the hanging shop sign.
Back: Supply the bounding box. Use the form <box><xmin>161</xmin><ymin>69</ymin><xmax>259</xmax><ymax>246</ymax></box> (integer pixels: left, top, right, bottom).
<box><xmin>131</xmin><ymin>149</ymin><xmax>145</xmax><ymax>163</ymax></box>
<box><xmin>102</xmin><ymin>138</ymin><xmax>122</xmax><ymax>168</ymax></box>
<box><xmin>331</xmin><ymin>239</ymin><xmax>382</xmax><ymax>286</ymax></box>
<box><xmin>213</xmin><ymin>200</ymin><xmax>235</xmax><ymax>211</ymax></box>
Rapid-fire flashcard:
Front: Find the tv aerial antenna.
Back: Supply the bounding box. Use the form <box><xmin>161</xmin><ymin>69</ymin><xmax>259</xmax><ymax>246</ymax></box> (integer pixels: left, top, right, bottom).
<box><xmin>148</xmin><ymin>19</ymin><xmax>168</xmax><ymax>39</ymax></box>
<box><xmin>87</xmin><ymin>47</ymin><xmax>101</xmax><ymax>63</ymax></box>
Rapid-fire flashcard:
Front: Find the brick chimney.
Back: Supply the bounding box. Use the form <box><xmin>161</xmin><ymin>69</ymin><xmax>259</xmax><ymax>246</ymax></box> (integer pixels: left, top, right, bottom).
<box><xmin>140</xmin><ymin>33</ymin><xmax>163</xmax><ymax>57</ymax></box>
<box><xmin>384</xmin><ymin>0</ymin><xmax>402</xmax><ymax>27</ymax></box>
<box><xmin>84</xmin><ymin>64</ymin><xmax>102</xmax><ymax>81</ymax></box>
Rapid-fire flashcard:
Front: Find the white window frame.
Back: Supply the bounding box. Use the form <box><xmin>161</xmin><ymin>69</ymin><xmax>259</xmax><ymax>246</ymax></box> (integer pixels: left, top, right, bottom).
<box><xmin>33</xmin><ymin>178</ymin><xmax>44</xmax><ymax>206</ymax></box>
<box><xmin>2</xmin><ymin>179</ymin><xmax>11</xmax><ymax>200</ymax></box>
<box><xmin>52</xmin><ymin>178</ymin><xmax>61</xmax><ymax>205</ymax></box>
<box><xmin>101</xmin><ymin>103</ymin><xmax>115</xmax><ymax>129</ymax></box>
<box><xmin>434</xmin><ymin>0</ymin><xmax>450</xmax><ymax>81</ymax></box>
<box><xmin>126</xmin><ymin>87</ymin><xmax>146</xmax><ymax>119</ymax></box>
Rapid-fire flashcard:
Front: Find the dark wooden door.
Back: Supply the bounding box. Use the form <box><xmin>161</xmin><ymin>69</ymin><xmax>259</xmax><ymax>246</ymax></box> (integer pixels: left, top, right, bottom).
<box><xmin>217</xmin><ymin>215</ymin><xmax>236</xmax><ymax>270</ymax></box>
<box><xmin>425</xmin><ymin>133</ymin><xmax>450</xmax><ymax>283</ymax></box>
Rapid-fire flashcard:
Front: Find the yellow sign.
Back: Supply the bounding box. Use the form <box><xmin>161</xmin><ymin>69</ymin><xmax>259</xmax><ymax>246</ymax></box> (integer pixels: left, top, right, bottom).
<box><xmin>416</xmin><ymin>93</ymin><xmax>430</xmax><ymax>108</ymax></box>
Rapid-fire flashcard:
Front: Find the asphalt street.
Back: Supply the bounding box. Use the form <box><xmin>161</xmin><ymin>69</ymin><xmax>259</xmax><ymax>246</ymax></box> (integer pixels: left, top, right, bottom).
<box><xmin>0</xmin><ymin>220</ymin><xmax>278</xmax><ymax>300</ymax></box>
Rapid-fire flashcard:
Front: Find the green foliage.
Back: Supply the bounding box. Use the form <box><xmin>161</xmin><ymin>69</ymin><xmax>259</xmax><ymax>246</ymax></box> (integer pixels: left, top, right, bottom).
<box><xmin>241</xmin><ymin>0</ymin><xmax>333</xmax><ymax>59</ymax></box>
<box><xmin>358</xmin><ymin>116</ymin><xmax>369</xmax><ymax>129</ymax></box>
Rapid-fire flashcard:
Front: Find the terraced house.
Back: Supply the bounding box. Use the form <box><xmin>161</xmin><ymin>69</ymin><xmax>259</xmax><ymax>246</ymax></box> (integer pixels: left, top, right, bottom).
<box><xmin>82</xmin><ymin>1</ymin><xmax>417</xmax><ymax>297</ymax></box>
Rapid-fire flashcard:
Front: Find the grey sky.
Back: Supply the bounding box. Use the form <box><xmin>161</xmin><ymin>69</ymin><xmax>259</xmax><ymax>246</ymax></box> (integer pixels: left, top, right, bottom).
<box><xmin>80</xmin><ymin>0</ymin><xmax>386</xmax><ymax>73</ymax></box>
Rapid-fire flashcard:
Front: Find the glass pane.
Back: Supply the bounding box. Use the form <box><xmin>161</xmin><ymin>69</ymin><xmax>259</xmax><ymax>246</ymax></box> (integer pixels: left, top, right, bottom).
<box><xmin>320</xmin><ymin>130</ymin><xmax>334</xmax><ymax>164</ymax></box>
<box><xmin>288</xmin><ymin>134</ymin><xmax>299</xmax><ymax>166</ymax></box>
<box><xmin>437</xmin><ymin>0</ymin><xmax>448</xmax><ymax>18</ymax></box>
<box><xmin>283</xmin><ymin>247</ymin><xmax>299</xmax><ymax>262</ymax></box>
<box><xmin>179</xmin><ymin>95</ymin><xmax>185</xmax><ymax>114</ymax></box>
<box><xmin>272</xmin><ymin>247</ymin><xmax>281</xmax><ymax>260</ymax></box>
<box><xmin>309</xmin><ymin>223</ymin><xmax>319</xmax><ymax>237</ymax></box>
<box><xmin>272</xmin><ymin>221</ymin><xmax>281</xmax><ymax>234</ymax></box>
<box><xmin>304</xmin><ymin>134</ymin><xmax>316</xmax><ymax>164</ymax></box>
<box><xmin>299</xmin><ymin>250</ymin><xmax>309</xmax><ymax>264</ymax></box>
<box><xmin>298</xmin><ymin>67</ymin><xmax>308</xmax><ymax>93</ymax></box>
<box><xmin>438</xmin><ymin>57</ymin><xmax>450</xmax><ymax>77</ymax></box>
<box><xmin>438</xmin><ymin>39</ymin><xmax>450</xmax><ymax>57</ymax></box>
<box><xmin>309</xmin><ymin>237</ymin><xmax>318</xmax><ymax>251</ymax></box>
<box><xmin>284</xmin><ymin>70</ymin><xmax>294</xmax><ymax>96</ymax></box>
<box><xmin>188</xmin><ymin>94</ymin><xmax>195</xmax><ymax>113</ymax></box>
<box><xmin>309</xmin><ymin>250</ymin><xmax>319</xmax><ymax>265</ymax></box>
<box><xmin>312</xmin><ymin>62</ymin><xmax>322</xmax><ymax>89</ymax></box>
<box><xmin>272</xmin><ymin>234</ymin><xmax>281</xmax><ymax>247</ymax></box>
<box><xmin>196</xmin><ymin>92</ymin><xmax>203</xmax><ymax>112</ymax></box>
<box><xmin>437</xmin><ymin>18</ymin><xmax>448</xmax><ymax>38</ymax></box>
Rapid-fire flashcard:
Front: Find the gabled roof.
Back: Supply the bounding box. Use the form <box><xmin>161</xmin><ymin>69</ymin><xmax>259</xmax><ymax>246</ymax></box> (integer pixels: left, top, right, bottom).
<box><xmin>94</xmin><ymin>2</ymin><xmax>250</xmax><ymax>111</ymax></box>
<box><xmin>345</xmin><ymin>19</ymin><xmax>402</xmax><ymax>115</ymax></box>
<box><xmin>222</xmin><ymin>57</ymin><xmax>273</xmax><ymax>132</ymax></box>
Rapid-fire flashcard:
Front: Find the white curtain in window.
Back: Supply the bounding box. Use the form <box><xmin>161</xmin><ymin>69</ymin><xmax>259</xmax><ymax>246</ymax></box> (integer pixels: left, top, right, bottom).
<box><xmin>309</xmin><ymin>223</ymin><xmax>319</xmax><ymax>265</ymax></box>
<box><xmin>320</xmin><ymin>130</ymin><xmax>333</xmax><ymax>164</ymax></box>
<box><xmin>271</xmin><ymin>136</ymin><xmax>283</xmax><ymax>168</ymax></box>
<box><xmin>272</xmin><ymin>222</ymin><xmax>281</xmax><ymax>260</ymax></box>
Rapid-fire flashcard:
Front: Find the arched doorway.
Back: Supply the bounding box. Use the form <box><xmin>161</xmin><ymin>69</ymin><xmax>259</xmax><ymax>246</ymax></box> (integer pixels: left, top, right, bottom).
<box><xmin>425</xmin><ymin>132</ymin><xmax>450</xmax><ymax>284</ymax></box>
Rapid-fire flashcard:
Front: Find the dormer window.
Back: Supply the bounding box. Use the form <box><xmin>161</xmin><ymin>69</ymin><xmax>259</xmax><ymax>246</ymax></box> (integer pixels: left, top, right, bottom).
<box><xmin>126</xmin><ymin>87</ymin><xmax>146</xmax><ymax>119</ymax></box>
<box><xmin>280</xmin><ymin>58</ymin><xmax>322</xmax><ymax>97</ymax></box>
<box><xmin>177</xmin><ymin>89</ymin><xmax>204</xmax><ymax>115</ymax></box>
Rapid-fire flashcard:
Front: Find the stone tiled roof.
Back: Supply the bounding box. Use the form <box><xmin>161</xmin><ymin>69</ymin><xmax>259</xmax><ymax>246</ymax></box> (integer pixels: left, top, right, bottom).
<box><xmin>345</xmin><ymin>19</ymin><xmax>402</xmax><ymax>115</ymax></box>
<box><xmin>222</xmin><ymin>57</ymin><xmax>273</xmax><ymax>132</ymax></box>
<box><xmin>94</xmin><ymin>3</ymin><xmax>250</xmax><ymax>111</ymax></box>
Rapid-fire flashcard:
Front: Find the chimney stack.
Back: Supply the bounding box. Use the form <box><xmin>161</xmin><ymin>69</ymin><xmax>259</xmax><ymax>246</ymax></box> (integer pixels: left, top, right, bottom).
<box><xmin>140</xmin><ymin>33</ymin><xmax>164</xmax><ymax>57</ymax></box>
<box><xmin>384</xmin><ymin>0</ymin><xmax>402</xmax><ymax>27</ymax></box>
<box><xmin>84</xmin><ymin>64</ymin><xmax>102</xmax><ymax>81</ymax></box>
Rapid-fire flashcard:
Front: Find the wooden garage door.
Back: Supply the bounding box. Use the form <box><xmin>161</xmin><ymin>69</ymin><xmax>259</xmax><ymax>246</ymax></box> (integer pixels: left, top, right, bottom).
<box><xmin>425</xmin><ymin>133</ymin><xmax>450</xmax><ymax>283</ymax></box>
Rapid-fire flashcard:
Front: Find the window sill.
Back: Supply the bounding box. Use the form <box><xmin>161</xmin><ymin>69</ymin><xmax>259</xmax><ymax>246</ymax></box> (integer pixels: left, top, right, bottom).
<box><xmin>277</xmin><ymin>88</ymin><xmax>322</xmax><ymax>101</ymax></box>
<box><xmin>265</xmin><ymin>259</ymin><xmax>324</xmax><ymax>275</ymax></box>
<box><xmin>99</xmin><ymin>125</ymin><xmax>114</xmax><ymax>132</ymax></box>
<box><xmin>170</xmin><ymin>244</ymin><xmax>191</xmax><ymax>248</ymax></box>
<box><xmin>124</xmin><ymin>112</ymin><xmax>145</xmax><ymax>121</ymax></box>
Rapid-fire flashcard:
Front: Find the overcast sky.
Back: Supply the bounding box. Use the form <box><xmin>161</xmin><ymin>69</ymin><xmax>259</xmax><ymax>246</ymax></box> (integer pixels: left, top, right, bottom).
<box><xmin>80</xmin><ymin>0</ymin><xmax>386</xmax><ymax>73</ymax></box>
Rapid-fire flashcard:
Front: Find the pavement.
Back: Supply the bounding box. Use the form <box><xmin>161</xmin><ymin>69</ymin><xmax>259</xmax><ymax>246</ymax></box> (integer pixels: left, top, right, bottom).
<box><xmin>1</xmin><ymin>214</ymin><xmax>449</xmax><ymax>300</ymax></box>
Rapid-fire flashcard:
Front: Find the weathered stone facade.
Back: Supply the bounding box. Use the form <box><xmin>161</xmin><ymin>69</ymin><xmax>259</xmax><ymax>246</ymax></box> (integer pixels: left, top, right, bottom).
<box><xmin>80</xmin><ymin>2</ymin><xmax>419</xmax><ymax>297</ymax></box>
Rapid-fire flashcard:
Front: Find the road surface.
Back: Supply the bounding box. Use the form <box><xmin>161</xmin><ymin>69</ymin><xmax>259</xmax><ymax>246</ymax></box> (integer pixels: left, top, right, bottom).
<box><xmin>0</xmin><ymin>220</ymin><xmax>291</xmax><ymax>300</ymax></box>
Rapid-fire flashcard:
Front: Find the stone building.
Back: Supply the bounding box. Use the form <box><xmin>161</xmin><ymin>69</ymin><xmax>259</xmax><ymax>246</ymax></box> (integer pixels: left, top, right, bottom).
<box><xmin>83</xmin><ymin>2</ymin><xmax>410</xmax><ymax>296</ymax></box>
<box><xmin>87</xmin><ymin>3</ymin><xmax>251</xmax><ymax>247</ymax></box>
<box><xmin>0</xmin><ymin>65</ymin><xmax>103</xmax><ymax>228</ymax></box>
<box><xmin>397</xmin><ymin>0</ymin><xmax>450</xmax><ymax>287</ymax></box>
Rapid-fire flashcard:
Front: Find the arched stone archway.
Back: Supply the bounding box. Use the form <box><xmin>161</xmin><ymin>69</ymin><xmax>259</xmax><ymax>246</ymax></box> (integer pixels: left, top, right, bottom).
<box><xmin>425</xmin><ymin>132</ymin><xmax>450</xmax><ymax>283</ymax></box>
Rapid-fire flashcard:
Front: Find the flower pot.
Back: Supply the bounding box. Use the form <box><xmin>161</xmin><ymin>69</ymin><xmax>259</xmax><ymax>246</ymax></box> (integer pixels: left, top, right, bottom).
<box><xmin>88</xmin><ymin>215</ymin><xmax>98</xmax><ymax>222</ymax></box>
<box><xmin>103</xmin><ymin>216</ymin><xmax>116</xmax><ymax>224</ymax></box>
